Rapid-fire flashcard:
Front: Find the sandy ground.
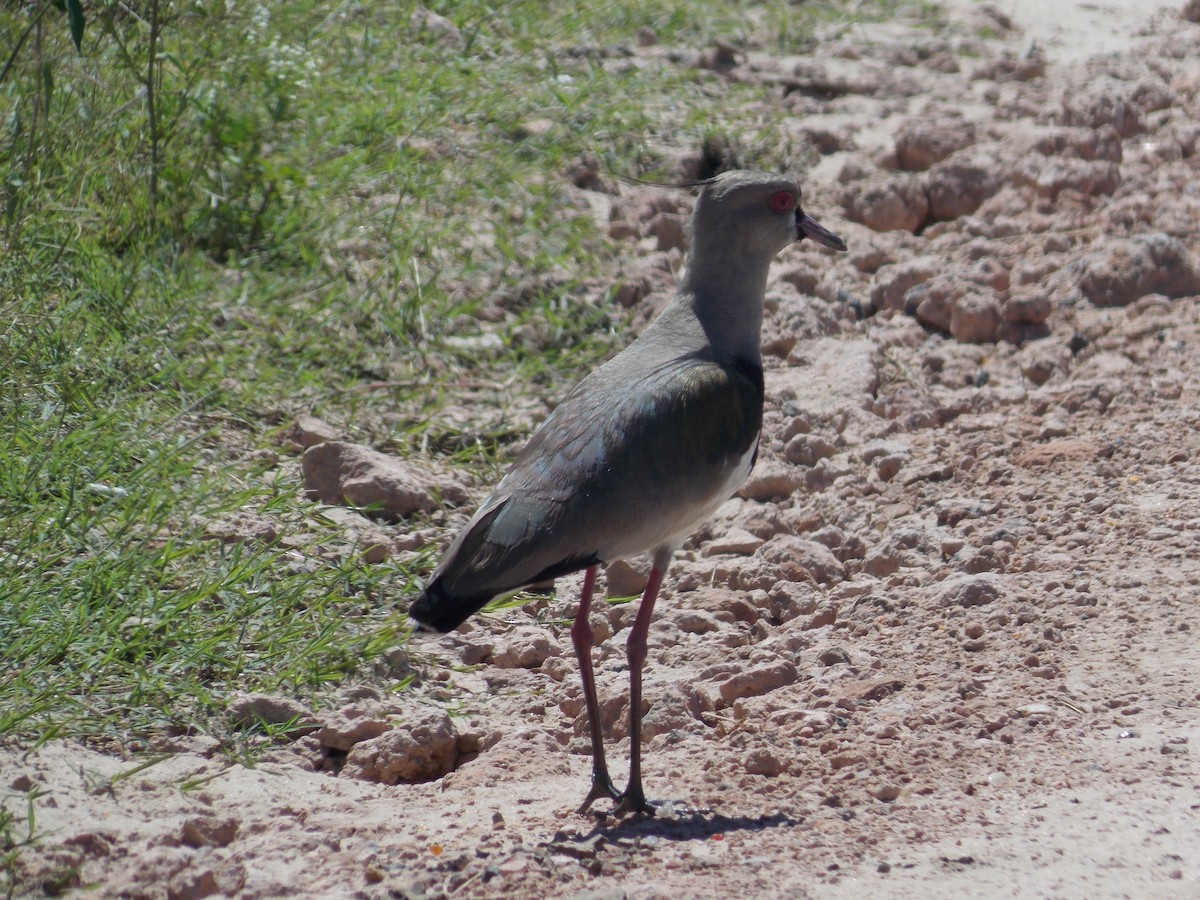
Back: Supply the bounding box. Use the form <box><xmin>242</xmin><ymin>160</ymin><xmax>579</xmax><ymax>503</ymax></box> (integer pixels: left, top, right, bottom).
<box><xmin>948</xmin><ymin>0</ymin><xmax>1179</xmax><ymax>63</ymax></box>
<box><xmin>5</xmin><ymin>1</ymin><xmax>1200</xmax><ymax>897</ymax></box>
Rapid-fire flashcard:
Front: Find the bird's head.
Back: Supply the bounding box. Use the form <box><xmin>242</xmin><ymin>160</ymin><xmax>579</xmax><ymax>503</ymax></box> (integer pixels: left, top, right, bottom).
<box><xmin>690</xmin><ymin>170</ymin><xmax>847</xmax><ymax>258</ymax></box>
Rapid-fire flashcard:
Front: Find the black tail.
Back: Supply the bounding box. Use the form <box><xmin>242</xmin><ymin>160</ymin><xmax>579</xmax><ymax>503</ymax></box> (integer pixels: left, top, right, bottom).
<box><xmin>408</xmin><ymin>577</ymin><xmax>495</xmax><ymax>633</ymax></box>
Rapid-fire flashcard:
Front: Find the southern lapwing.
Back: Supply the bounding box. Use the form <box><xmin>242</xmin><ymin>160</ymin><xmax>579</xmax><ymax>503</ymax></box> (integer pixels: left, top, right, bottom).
<box><xmin>410</xmin><ymin>169</ymin><xmax>847</xmax><ymax>815</ymax></box>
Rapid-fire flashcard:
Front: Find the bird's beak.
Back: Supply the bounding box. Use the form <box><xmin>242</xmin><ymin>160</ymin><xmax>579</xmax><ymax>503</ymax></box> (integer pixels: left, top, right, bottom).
<box><xmin>796</xmin><ymin>211</ymin><xmax>847</xmax><ymax>251</ymax></box>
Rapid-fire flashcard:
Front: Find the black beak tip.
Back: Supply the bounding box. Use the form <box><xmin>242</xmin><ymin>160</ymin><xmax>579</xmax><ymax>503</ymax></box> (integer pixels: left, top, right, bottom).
<box><xmin>796</xmin><ymin>210</ymin><xmax>847</xmax><ymax>252</ymax></box>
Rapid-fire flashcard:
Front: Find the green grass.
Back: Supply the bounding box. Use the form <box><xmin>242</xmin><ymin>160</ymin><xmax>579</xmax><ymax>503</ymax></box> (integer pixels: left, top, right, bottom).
<box><xmin>1</xmin><ymin>0</ymin><xmax>934</xmax><ymax>750</ymax></box>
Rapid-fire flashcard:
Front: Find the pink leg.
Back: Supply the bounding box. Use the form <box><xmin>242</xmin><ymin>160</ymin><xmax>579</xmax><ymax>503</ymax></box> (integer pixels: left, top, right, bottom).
<box><xmin>613</xmin><ymin>564</ymin><xmax>666</xmax><ymax>816</ymax></box>
<box><xmin>571</xmin><ymin>565</ymin><xmax>622</xmax><ymax>813</ymax></box>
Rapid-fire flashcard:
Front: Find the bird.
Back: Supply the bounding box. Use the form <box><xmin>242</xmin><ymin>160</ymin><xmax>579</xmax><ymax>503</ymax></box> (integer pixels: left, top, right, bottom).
<box><xmin>409</xmin><ymin>169</ymin><xmax>847</xmax><ymax>816</ymax></box>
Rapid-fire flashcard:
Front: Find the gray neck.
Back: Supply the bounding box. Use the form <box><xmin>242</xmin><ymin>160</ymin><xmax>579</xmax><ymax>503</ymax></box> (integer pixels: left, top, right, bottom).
<box><xmin>676</xmin><ymin>237</ymin><xmax>772</xmax><ymax>363</ymax></box>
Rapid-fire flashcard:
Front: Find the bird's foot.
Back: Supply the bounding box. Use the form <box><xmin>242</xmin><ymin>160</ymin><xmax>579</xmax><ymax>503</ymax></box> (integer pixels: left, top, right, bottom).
<box><xmin>576</xmin><ymin>773</ymin><xmax>623</xmax><ymax>816</ymax></box>
<box><xmin>610</xmin><ymin>792</ymin><xmax>657</xmax><ymax>817</ymax></box>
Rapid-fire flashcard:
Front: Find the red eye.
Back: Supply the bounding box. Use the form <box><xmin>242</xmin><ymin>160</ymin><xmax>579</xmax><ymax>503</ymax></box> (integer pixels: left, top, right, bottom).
<box><xmin>770</xmin><ymin>191</ymin><xmax>795</xmax><ymax>213</ymax></box>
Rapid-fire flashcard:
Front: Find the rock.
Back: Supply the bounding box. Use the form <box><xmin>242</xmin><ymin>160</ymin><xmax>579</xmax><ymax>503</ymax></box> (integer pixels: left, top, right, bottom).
<box><xmin>673</xmin><ymin>609</ymin><xmax>724</xmax><ymax>634</ymax></box>
<box><xmin>811</xmin><ymin>525</ymin><xmax>866</xmax><ymax>562</ymax></box>
<box><xmin>784</xmin><ymin>432</ymin><xmax>837</xmax><ymax>466</ymax></box>
<box><xmin>743</xmin><ymin>747</ymin><xmax>787</xmax><ymax>776</ymax></box>
<box><xmin>1013</xmin><ymin>438</ymin><xmax>1105</xmax><ymax>469</ymax></box>
<box><xmin>768</xmin><ymin>707</ymin><xmax>836</xmax><ymax>731</ymax></box>
<box><xmin>777</xmin><ymin>263</ymin><xmax>821</xmax><ymax>296</ymax></box>
<box><xmin>1186</xmin><ymin>0</ymin><xmax>1200</xmax><ymax>23</ymax></box>
<box><xmin>318</xmin><ymin>507</ymin><xmax>401</xmax><ymax>563</ymax></box>
<box><xmin>871</xmin><ymin>783</ymin><xmax>902</xmax><ymax>802</ymax></box>
<box><xmin>894</xmin><ymin>118</ymin><xmax>977</xmax><ymax>171</ymax></box>
<box><xmin>513</xmin><ymin>118</ymin><xmax>554</xmax><ymax>140</ymax></box>
<box><xmin>939</xmin><ymin>574</ymin><xmax>1005</xmax><ymax>608</ymax></box>
<box><xmin>962</xmin><ymin>252</ymin><xmax>1011</xmax><ymax>292</ymax></box>
<box><xmin>759</xmin><ymin>535</ymin><xmax>845</xmax><ymax>585</ymax></box>
<box><xmin>383</xmin><ymin>646</ymin><xmax>412</xmax><ymax>677</ymax></box>
<box><xmin>1030</xmin><ymin>125</ymin><xmax>1122</xmax><ymax>163</ymax></box>
<box><xmin>767</xmin><ymin>581</ymin><xmax>819</xmax><ymax>623</ymax></box>
<box><xmin>611</xmin><ymin>279</ymin><xmax>647</xmax><ymax>308</ymax></box>
<box><xmin>284</xmin><ymin>415</ymin><xmax>342</xmax><ymax>450</ymax></box>
<box><xmin>1015</xmin><ymin>703</ymin><xmax>1057</xmax><ymax>718</ymax></box>
<box><xmin>718</xmin><ymin>556</ymin><xmax>786</xmax><ymax>592</ymax></box>
<box><xmin>689</xmin><ymin>587</ymin><xmax>762</xmax><ymax>624</ymax></box>
<box><xmin>817</xmin><ymin>646</ymin><xmax>851</xmax><ymax>666</ymax></box>
<box><xmin>1020</xmin><ymin>158</ymin><xmax>1121</xmax><ymax>200</ymax></box>
<box><xmin>608</xmin><ymin>217</ymin><xmax>640</xmax><ymax>241</ymax></box>
<box><xmin>302</xmin><ymin>442</ymin><xmax>467</xmax><ymax>520</ymax></box>
<box><xmin>342</xmin><ymin>709</ymin><xmax>459</xmax><ymax>784</ymax></box>
<box><xmin>566</xmin><ymin>152</ymin><xmax>610</xmax><ymax>192</ymax></box>
<box><xmin>168</xmin><ymin>868</ymin><xmax>228</xmax><ymax>900</ymax></box>
<box><xmin>840</xmin><ymin>172</ymin><xmax>929</xmax><ymax>233</ymax></box>
<box><xmin>490</xmin><ymin>628</ymin><xmax>559</xmax><ymax>669</ymax></box>
<box><xmin>950</xmin><ymin>293</ymin><xmax>1002</xmax><ymax>344</ymax></box>
<box><xmin>647</xmin><ymin>212</ymin><xmax>686</xmax><ymax>252</ymax></box>
<box><xmin>761</xmin><ymin>290</ymin><xmax>841</xmax><ymax>353</ymax></box>
<box><xmin>1018</xmin><ymin>341</ymin><xmax>1071</xmax><ymax>385</ymax></box>
<box><xmin>695</xmin><ymin>40</ymin><xmax>739</xmax><ymax>72</ymax></box>
<box><xmin>737</xmin><ymin>460</ymin><xmax>805</xmax><ymax>501</ymax></box>
<box><xmin>1057</xmin><ymin>234</ymin><xmax>1200</xmax><ymax>307</ymax></box>
<box><xmin>227</xmin><ymin>694</ymin><xmax>317</xmax><ymax>735</ymax></box>
<box><xmin>868</xmin><ymin>453</ymin><xmax>904</xmax><ymax>481</ymax></box>
<box><xmin>973</xmin><ymin>51</ymin><xmax>1045</xmax><ymax>82</ymax></box>
<box><xmin>1003</xmin><ymin>289</ymin><xmax>1052</xmax><ymax>325</ymax></box>
<box><xmin>1072</xmin><ymin>352</ymin><xmax>1133</xmax><ymax>381</ymax></box>
<box><xmin>849</xmin><ymin>245</ymin><xmax>893</xmax><ymax>275</ymax></box>
<box><xmin>1061</xmin><ymin>86</ymin><xmax>1145</xmax><ymax>137</ymax></box>
<box><xmin>606</xmin><ymin>558</ymin><xmax>651</xmax><ymax>596</ymax></box>
<box><xmin>798</xmin><ymin>600</ymin><xmax>838</xmax><ymax>631</ymax></box>
<box><xmin>953</xmin><ymin>544</ymin><xmax>1010</xmax><ymax>574</ymax></box>
<box><xmin>197</xmin><ymin>511</ymin><xmax>279</xmax><ymax>545</ymax></box>
<box><xmin>862</xmin><ymin>439</ymin><xmax>911</xmax><ymax>464</ymax></box>
<box><xmin>794</xmin><ymin>124</ymin><xmax>855</xmax><ymax>155</ymax></box>
<box><xmin>703</xmin><ymin>527</ymin><xmax>765</xmax><ymax>556</ymax></box>
<box><xmin>844</xmin><ymin>677</ymin><xmax>905</xmax><ymax>702</ymax></box>
<box><xmin>447</xmin><ymin>632</ymin><xmax>494</xmax><ymax>666</ymax></box>
<box><xmin>719</xmin><ymin>659</ymin><xmax>799</xmax><ymax>702</ymax></box>
<box><xmin>935</xmin><ymin>497</ymin><xmax>1000</xmax><ymax>526</ymax></box>
<box><xmin>181</xmin><ymin>815</ymin><xmax>239</xmax><ymax>849</ymax></box>
<box><xmin>904</xmin><ymin>274</ymin><xmax>967</xmax><ymax>332</ymax></box>
<box><xmin>871</xmin><ymin>257</ymin><xmax>942</xmax><ymax>312</ymax></box>
<box><xmin>923</xmin><ymin>153</ymin><xmax>1003</xmax><ymax>222</ymax></box>
<box><xmin>410</xmin><ymin>6</ymin><xmax>463</xmax><ymax>46</ymax></box>
<box><xmin>642</xmin><ymin>684</ymin><xmax>714</xmax><ymax>740</ymax></box>
<box><xmin>1039</xmin><ymin>411</ymin><xmax>1070</xmax><ymax>439</ymax></box>
<box><xmin>315</xmin><ymin>708</ymin><xmax>391</xmax><ymax>752</ymax></box>
<box><xmin>864</xmin><ymin>525</ymin><xmax>945</xmax><ymax>576</ymax></box>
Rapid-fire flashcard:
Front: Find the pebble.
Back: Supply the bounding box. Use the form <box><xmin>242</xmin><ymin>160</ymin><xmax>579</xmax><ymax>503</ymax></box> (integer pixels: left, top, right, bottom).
<box><xmin>870</xmin><ymin>783</ymin><xmax>902</xmax><ymax>802</ymax></box>
<box><xmin>181</xmin><ymin>815</ymin><xmax>239</xmax><ymax>849</ymax></box>
<box><xmin>718</xmin><ymin>660</ymin><xmax>800</xmax><ymax>702</ymax></box>
<box><xmin>939</xmin><ymin>574</ymin><xmax>1005</xmax><ymax>608</ymax></box>
<box><xmin>703</xmin><ymin>527</ymin><xmax>766</xmax><ymax>556</ymax></box>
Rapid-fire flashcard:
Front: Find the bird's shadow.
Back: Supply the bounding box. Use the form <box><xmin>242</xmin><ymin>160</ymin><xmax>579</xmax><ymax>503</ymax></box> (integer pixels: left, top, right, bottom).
<box><xmin>573</xmin><ymin>806</ymin><xmax>803</xmax><ymax>844</ymax></box>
